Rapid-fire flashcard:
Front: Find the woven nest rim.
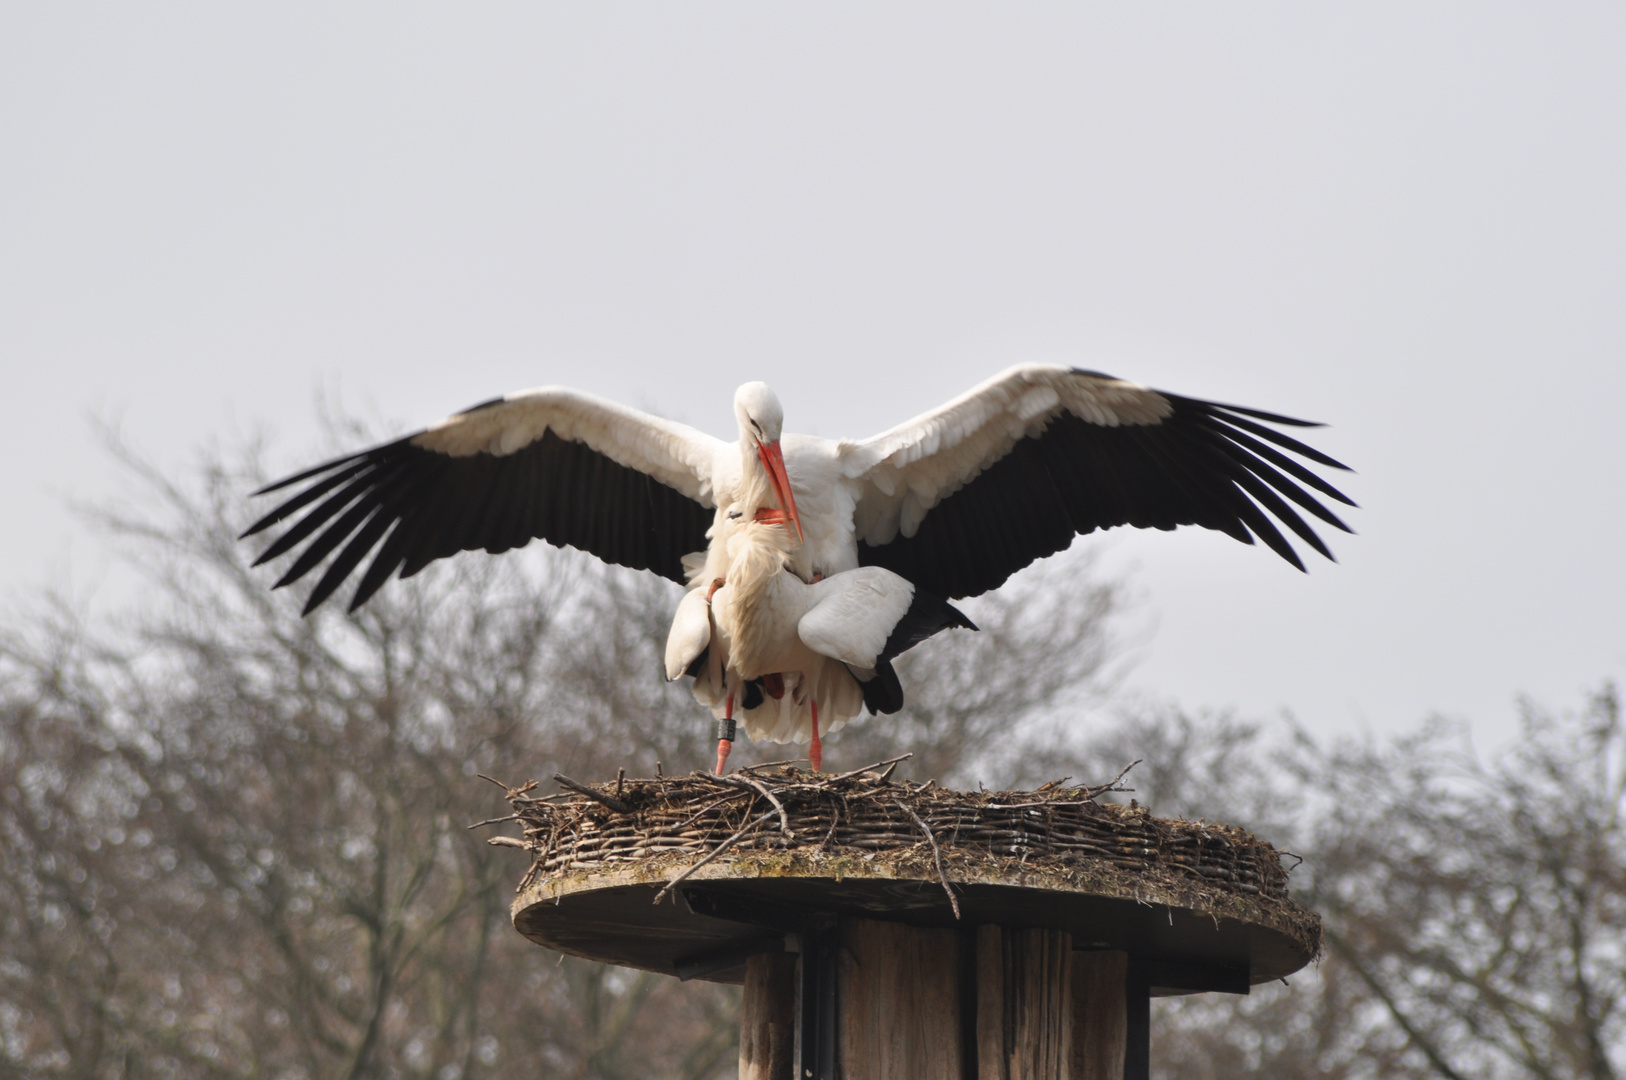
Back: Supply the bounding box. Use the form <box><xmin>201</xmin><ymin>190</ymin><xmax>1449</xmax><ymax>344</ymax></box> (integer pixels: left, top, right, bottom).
<box><xmin>491</xmin><ymin>760</ymin><xmax>1322</xmax><ymax>983</ymax></box>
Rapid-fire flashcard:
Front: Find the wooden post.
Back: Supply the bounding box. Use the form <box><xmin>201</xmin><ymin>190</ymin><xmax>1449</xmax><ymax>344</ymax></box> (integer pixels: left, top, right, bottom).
<box><xmin>797</xmin><ymin>923</ymin><xmax>839</xmax><ymax>1080</ymax></box>
<box><xmin>512</xmin><ymin>771</ymin><xmax>1318</xmax><ymax>1080</ymax></box>
<box><xmin>762</xmin><ymin>922</ymin><xmax>1139</xmax><ymax>1080</ymax></box>
<box><xmin>740</xmin><ymin>952</ymin><xmax>798</xmax><ymax>1080</ymax></box>
<box><xmin>836</xmin><ymin>918</ymin><xmax>964</xmax><ymax>1080</ymax></box>
<box><xmin>977</xmin><ymin>926</ymin><xmax>1007</xmax><ymax>1080</ymax></box>
<box><xmin>975</xmin><ymin>925</ymin><xmax>1073</xmax><ymax>1080</ymax></box>
<box><xmin>1069</xmin><ymin>951</ymin><xmax>1128</xmax><ymax>1080</ymax></box>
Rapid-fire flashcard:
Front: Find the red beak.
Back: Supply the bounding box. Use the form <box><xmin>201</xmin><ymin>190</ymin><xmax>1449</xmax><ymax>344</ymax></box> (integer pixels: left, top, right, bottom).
<box><xmin>755</xmin><ymin>439</ymin><xmax>804</xmax><ymax>543</ymax></box>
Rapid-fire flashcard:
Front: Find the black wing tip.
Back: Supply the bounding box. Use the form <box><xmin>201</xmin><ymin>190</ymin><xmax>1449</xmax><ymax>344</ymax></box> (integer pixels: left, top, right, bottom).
<box><xmin>251</xmin><ymin>454</ymin><xmax>358</xmax><ymax>496</ymax></box>
<box><xmin>251</xmin><ymin>433</ymin><xmax>432</xmax><ymax>498</ymax></box>
<box><xmin>860</xmin><ymin>659</ymin><xmax>905</xmax><ymax>715</ymax></box>
<box><xmin>1204</xmin><ymin>400</ymin><xmax>1326</xmax><ymax>429</ymax></box>
<box><xmin>1199</xmin><ymin>402</ymin><xmax>1355</xmax><ymax>473</ymax></box>
<box><xmin>250</xmin><ymin>477</ymin><xmax>292</xmax><ymax>497</ymax></box>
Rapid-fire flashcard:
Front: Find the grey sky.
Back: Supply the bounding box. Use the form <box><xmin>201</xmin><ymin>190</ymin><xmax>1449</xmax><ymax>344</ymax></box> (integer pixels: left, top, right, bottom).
<box><xmin>3</xmin><ymin>4</ymin><xmax>1622</xmax><ymax>747</ymax></box>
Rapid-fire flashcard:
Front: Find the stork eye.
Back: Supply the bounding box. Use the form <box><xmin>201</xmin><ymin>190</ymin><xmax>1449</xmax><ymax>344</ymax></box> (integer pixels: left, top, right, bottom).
<box><xmin>728</xmin><ymin>510</ymin><xmax>742</xmax><ymax>520</ymax></box>
<box><xmin>750</xmin><ymin>418</ymin><xmax>762</xmax><ymax>433</ymax></box>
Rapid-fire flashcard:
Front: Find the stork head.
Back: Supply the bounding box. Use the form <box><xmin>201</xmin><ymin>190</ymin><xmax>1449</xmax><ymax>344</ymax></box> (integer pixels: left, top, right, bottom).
<box><xmin>732</xmin><ymin>382</ymin><xmax>803</xmax><ymax>543</ymax></box>
<box><xmin>733</xmin><ymin>382</ymin><xmax>784</xmax><ymax>444</ymax></box>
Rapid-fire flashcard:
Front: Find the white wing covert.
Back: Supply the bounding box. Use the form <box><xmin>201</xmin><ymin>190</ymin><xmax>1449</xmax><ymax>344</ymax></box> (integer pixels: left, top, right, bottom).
<box><xmin>664</xmin><ymin>586</ymin><xmax>714</xmax><ymax>682</ymax></box>
<box><xmin>797</xmin><ymin>568</ymin><xmax>917</xmax><ymax>669</ymax></box>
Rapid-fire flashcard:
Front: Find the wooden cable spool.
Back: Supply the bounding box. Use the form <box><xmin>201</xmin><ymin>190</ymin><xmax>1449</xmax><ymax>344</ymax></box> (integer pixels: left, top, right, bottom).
<box><xmin>490</xmin><ymin>760</ymin><xmax>1321</xmax><ymax>1080</ymax></box>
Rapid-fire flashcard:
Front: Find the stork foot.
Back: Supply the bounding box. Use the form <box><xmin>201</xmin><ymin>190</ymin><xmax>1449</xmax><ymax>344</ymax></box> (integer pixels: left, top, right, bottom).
<box><xmin>706</xmin><ymin>578</ymin><xmax>726</xmax><ymax>604</ymax></box>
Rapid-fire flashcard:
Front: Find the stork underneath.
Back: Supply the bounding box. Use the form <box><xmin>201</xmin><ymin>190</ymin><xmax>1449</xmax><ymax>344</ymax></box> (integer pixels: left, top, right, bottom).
<box><xmin>666</xmin><ymin>517</ymin><xmax>974</xmax><ymax>772</ymax></box>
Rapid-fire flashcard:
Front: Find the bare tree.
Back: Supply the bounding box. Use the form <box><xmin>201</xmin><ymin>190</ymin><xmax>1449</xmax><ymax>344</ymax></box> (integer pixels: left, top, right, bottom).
<box><xmin>0</xmin><ymin>428</ymin><xmax>1128</xmax><ymax>1078</ymax></box>
<box><xmin>0</xmin><ymin>439</ymin><xmax>741</xmax><ymax>1078</ymax></box>
<box><xmin>1070</xmin><ymin>691</ymin><xmax>1626</xmax><ymax>1080</ymax></box>
<box><xmin>15</xmin><ymin>424</ymin><xmax>1618</xmax><ymax>1080</ymax></box>
<box><xmin>1293</xmin><ymin>686</ymin><xmax>1626</xmax><ymax>1080</ymax></box>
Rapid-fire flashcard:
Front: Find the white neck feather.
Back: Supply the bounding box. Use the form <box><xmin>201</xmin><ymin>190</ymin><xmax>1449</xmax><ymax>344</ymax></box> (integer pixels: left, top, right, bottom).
<box><xmin>724</xmin><ymin>522</ymin><xmax>795</xmax><ymax>672</ymax></box>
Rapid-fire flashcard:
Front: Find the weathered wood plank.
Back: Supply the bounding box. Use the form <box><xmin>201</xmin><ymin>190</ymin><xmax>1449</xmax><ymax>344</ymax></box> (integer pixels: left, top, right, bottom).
<box><xmin>838</xmin><ymin>918</ymin><xmax>964</xmax><ymax>1080</ymax></box>
<box><xmin>1008</xmin><ymin>929</ymin><xmax>1072</xmax><ymax>1080</ymax></box>
<box><xmin>977</xmin><ymin>926</ymin><xmax>1008</xmax><ymax>1080</ymax></box>
<box><xmin>977</xmin><ymin>926</ymin><xmax>1073</xmax><ymax>1080</ymax></box>
<box><xmin>1069</xmin><ymin>951</ymin><xmax>1127</xmax><ymax>1080</ymax></box>
<box><xmin>740</xmin><ymin>952</ymin><xmax>797</xmax><ymax>1080</ymax></box>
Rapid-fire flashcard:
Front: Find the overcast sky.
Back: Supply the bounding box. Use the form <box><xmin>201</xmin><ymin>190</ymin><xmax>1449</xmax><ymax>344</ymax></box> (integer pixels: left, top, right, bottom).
<box><xmin>3</xmin><ymin>4</ymin><xmax>1622</xmax><ymax>749</ymax></box>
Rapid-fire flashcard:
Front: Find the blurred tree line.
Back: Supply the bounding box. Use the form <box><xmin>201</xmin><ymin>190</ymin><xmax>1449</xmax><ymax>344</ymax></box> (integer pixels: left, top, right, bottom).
<box><xmin>1</xmin><ymin>437</ymin><xmax>1621</xmax><ymax>1080</ymax></box>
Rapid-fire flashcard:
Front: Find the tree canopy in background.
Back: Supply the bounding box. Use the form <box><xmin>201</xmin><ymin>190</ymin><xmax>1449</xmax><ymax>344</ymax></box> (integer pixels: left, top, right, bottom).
<box><xmin>2</xmin><ymin>436</ymin><xmax>1620</xmax><ymax>1079</ymax></box>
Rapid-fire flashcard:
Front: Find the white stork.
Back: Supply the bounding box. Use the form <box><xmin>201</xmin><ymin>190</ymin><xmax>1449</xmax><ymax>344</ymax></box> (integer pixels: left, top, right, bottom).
<box><xmin>243</xmin><ymin>364</ymin><xmax>1354</xmax><ymax>766</ymax></box>
<box><xmin>665</xmin><ymin>516</ymin><xmax>975</xmax><ymax>772</ymax></box>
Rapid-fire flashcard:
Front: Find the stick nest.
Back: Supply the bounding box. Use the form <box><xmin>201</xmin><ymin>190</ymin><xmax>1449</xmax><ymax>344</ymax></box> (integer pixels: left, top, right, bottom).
<box><xmin>484</xmin><ymin>756</ymin><xmax>1312</xmax><ymax>940</ymax></box>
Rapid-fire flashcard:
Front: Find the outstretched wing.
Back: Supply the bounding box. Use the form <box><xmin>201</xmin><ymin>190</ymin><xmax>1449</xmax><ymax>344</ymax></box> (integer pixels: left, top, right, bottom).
<box><xmin>243</xmin><ymin>388</ymin><xmax>729</xmax><ymax>614</ymax></box>
<box><xmin>846</xmin><ymin>365</ymin><xmax>1355</xmax><ymax>599</ymax></box>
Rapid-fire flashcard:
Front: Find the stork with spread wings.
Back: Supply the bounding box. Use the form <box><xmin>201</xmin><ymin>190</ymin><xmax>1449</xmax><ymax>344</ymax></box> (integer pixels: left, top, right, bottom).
<box><xmin>244</xmin><ymin>365</ymin><xmax>1354</xmax><ymax>770</ymax></box>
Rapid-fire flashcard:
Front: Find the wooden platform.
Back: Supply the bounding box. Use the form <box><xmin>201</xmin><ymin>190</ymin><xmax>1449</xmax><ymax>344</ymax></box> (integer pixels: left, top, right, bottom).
<box><xmin>513</xmin><ymin>855</ymin><xmax>1314</xmax><ymax>993</ymax></box>
<box><xmin>502</xmin><ymin>763</ymin><xmax>1318</xmax><ymax>990</ymax></box>
<box><xmin>495</xmin><ymin>764</ymin><xmax>1321</xmax><ymax>1079</ymax></box>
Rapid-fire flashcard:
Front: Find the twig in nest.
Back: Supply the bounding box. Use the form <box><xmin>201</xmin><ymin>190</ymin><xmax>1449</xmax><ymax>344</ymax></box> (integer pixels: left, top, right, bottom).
<box><xmin>829</xmin><ymin>753</ymin><xmax>913</xmax><ymax>783</ymax></box>
<box><xmin>719</xmin><ymin>775</ymin><xmax>794</xmax><ymax>836</ymax></box>
<box><xmin>478</xmin><ymin>774</ymin><xmax>538</xmax><ymax>798</ymax></box>
<box><xmin>897</xmin><ymin>799</ymin><xmax>960</xmax><ymax>919</ymax></box>
<box><xmin>741</xmin><ymin>758</ymin><xmax>799</xmax><ymax>772</ymax></box>
<box><xmin>813</xmin><ymin>802</ymin><xmax>840</xmax><ymax>854</ymax></box>
<box><xmin>671</xmin><ymin>790</ymin><xmax>752</xmax><ymax>832</ymax></box>
<box><xmin>466</xmin><ymin>813</ymin><xmax>519</xmax><ymax>830</ymax></box>
<box><xmin>553</xmin><ymin>774</ymin><xmax>633</xmax><ymax>814</ymax></box>
<box><xmin>982</xmin><ymin>800</ymin><xmax>1099</xmax><ymax>810</ymax></box>
<box><xmin>1085</xmin><ymin>759</ymin><xmax>1140</xmax><ymax>799</ymax></box>
<box><xmin>1035</xmin><ymin>777</ymin><xmax>1071</xmax><ymax>792</ymax></box>
<box><xmin>652</xmin><ymin>809</ymin><xmax>778</xmax><ymax>906</ymax></box>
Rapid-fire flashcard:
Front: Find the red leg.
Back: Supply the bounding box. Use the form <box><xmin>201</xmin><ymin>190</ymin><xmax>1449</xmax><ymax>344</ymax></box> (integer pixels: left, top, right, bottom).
<box><xmin>715</xmin><ymin>694</ymin><xmax>735</xmax><ymax>774</ymax></box>
<box><xmin>808</xmin><ymin>700</ymin><xmax>822</xmax><ymax>773</ymax></box>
